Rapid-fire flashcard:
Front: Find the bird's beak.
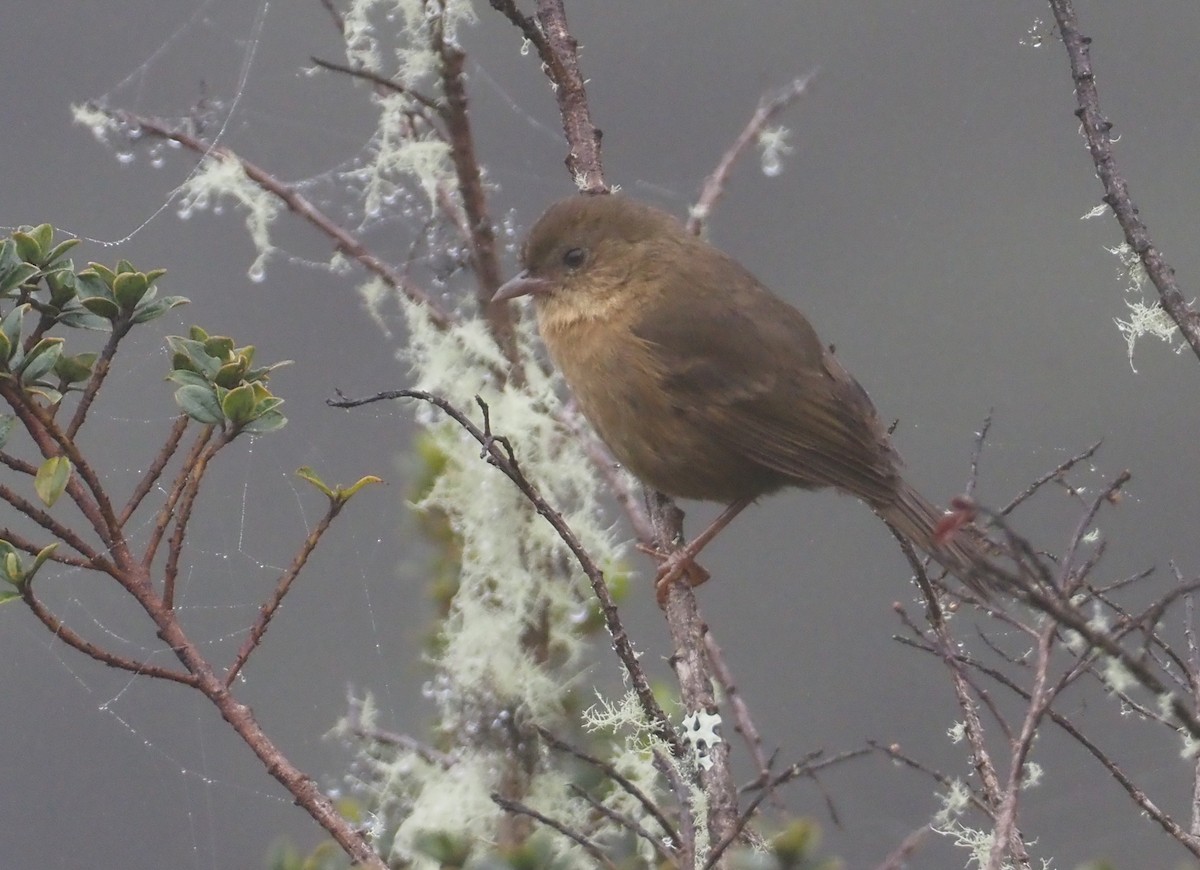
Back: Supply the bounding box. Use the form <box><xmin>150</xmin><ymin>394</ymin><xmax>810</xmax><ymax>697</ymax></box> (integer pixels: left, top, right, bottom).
<box><xmin>493</xmin><ymin>270</ymin><xmax>553</xmax><ymax>302</ymax></box>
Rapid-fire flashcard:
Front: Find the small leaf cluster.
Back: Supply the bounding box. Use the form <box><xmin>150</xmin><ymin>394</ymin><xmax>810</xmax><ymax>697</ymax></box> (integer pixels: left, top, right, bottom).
<box><xmin>166</xmin><ymin>325</ymin><xmax>290</xmax><ymax>434</ymax></box>
<box><xmin>0</xmin><ymin>223</ymin><xmax>187</xmax><ymax>404</ymax></box>
<box><xmin>0</xmin><ymin>541</ymin><xmax>57</xmax><ymax>605</ymax></box>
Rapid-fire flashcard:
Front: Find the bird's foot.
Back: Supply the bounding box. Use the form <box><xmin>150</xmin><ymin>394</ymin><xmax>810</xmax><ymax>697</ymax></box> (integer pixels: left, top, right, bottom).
<box><xmin>636</xmin><ymin>543</ymin><xmax>711</xmax><ymax>607</ymax></box>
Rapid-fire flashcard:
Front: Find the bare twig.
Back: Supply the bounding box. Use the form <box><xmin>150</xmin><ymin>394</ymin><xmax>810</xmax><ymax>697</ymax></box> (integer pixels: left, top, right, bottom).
<box><xmin>688</xmin><ymin>71</ymin><xmax>817</xmax><ymax>235</ymax></box>
<box><xmin>309</xmin><ymin>56</ymin><xmax>442</xmax><ymax>112</ymax></box>
<box><xmin>489</xmin><ymin>0</ymin><xmax>606</xmax><ymax>192</ymax></box>
<box><xmin>22</xmin><ymin>587</ymin><xmax>198</xmax><ymax>687</ymax></box>
<box><xmin>1000</xmin><ymin>441</ymin><xmax>1101</xmax><ymax>516</ymax></box>
<box><xmin>702</xmin><ymin>748</ymin><xmax>870</xmax><ymax>870</ymax></box>
<box><xmin>567</xmin><ymin>784</ymin><xmax>675</xmax><ymax>863</ymax></box>
<box><xmin>703</xmin><ymin>630</ymin><xmax>772</xmax><ymax>785</ymax></box>
<box><xmin>329</xmin><ymin>388</ymin><xmax>683</xmax><ymax>755</ymax></box>
<box><xmin>118</xmin><ymin>415</ymin><xmax>189</xmax><ymax>528</ymax></box>
<box><xmin>537</xmin><ymin>726</ymin><xmax>679</xmax><ymax>847</ymax></box>
<box><xmin>102</xmin><ymin>108</ymin><xmax>453</xmax><ymax>329</ymax></box>
<box><xmin>224</xmin><ymin>499</ymin><xmax>348</xmax><ymax>686</ymax></box>
<box><xmin>491</xmin><ymin>793</ymin><xmax>616</xmax><ymax>868</ymax></box>
<box><xmin>1048</xmin><ymin>0</ymin><xmax>1200</xmax><ymax>359</ymax></box>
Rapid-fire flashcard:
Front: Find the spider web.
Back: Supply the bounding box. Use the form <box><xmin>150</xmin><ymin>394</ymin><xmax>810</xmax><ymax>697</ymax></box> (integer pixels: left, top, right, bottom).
<box><xmin>1</xmin><ymin>3</ymin><xmax>446</xmax><ymax>868</ymax></box>
<box><xmin>4</xmin><ymin>2</ymin><xmax>1194</xmax><ymax>870</ymax></box>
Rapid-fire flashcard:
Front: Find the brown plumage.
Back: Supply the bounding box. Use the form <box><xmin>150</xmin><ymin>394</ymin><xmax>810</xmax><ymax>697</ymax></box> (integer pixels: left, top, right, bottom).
<box><xmin>494</xmin><ymin>193</ymin><xmax>990</xmax><ymax>595</ymax></box>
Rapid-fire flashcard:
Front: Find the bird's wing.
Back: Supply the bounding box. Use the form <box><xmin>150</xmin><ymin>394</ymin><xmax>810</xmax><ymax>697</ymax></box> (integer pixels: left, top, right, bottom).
<box><xmin>631</xmin><ymin>257</ymin><xmax>900</xmax><ymax>504</ymax></box>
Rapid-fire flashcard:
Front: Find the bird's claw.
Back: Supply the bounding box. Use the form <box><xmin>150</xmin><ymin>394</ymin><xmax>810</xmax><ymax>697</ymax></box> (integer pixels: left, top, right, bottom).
<box><xmin>636</xmin><ymin>543</ymin><xmax>711</xmax><ymax>607</ymax></box>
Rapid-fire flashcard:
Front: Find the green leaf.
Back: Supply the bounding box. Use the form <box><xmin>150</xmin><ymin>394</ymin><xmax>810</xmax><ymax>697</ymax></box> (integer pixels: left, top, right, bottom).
<box><xmin>113</xmin><ymin>271</ymin><xmax>150</xmax><ymax>310</ymax></box>
<box><xmin>25</xmin><ymin>384</ymin><xmax>63</xmax><ymax>404</ymax></box>
<box><xmin>340</xmin><ymin>475</ymin><xmax>384</xmax><ymax>499</ymax></box>
<box><xmin>78</xmin><ymin>264</ymin><xmax>115</xmax><ymax>292</ymax></box>
<box><xmin>43</xmin><ymin>238</ymin><xmax>80</xmax><ymax>266</ymax></box>
<box><xmin>34</xmin><ymin>456</ymin><xmax>71</xmax><ymax>507</ymax></box>
<box><xmin>214</xmin><ymin>359</ymin><xmax>249</xmax><ymax>389</ymax></box>
<box><xmin>115</xmin><ymin>259</ymin><xmax>136</xmax><ymax>275</ymax></box>
<box><xmin>131</xmin><ymin>295</ymin><xmax>188</xmax><ymax>324</ymax></box>
<box><xmin>0</xmin><ymin>304</ymin><xmax>27</xmax><ymax>361</ymax></box>
<box><xmin>0</xmin><ymin>541</ymin><xmax>20</xmax><ymax>584</ymax></box>
<box><xmin>250</xmin><ymin>395</ymin><xmax>284</xmax><ymax>416</ymax></box>
<box><xmin>203</xmin><ymin>335</ymin><xmax>235</xmax><ymax>359</ymax></box>
<box><xmin>221</xmin><ymin>383</ymin><xmax>256</xmax><ymax>424</ymax></box>
<box><xmin>0</xmin><ymin>415</ymin><xmax>14</xmax><ymax>449</ymax></box>
<box><xmin>12</xmin><ymin>231</ymin><xmax>42</xmax><ymax>264</ymax></box>
<box><xmin>144</xmin><ymin>268</ymin><xmax>167</xmax><ymax>285</ymax></box>
<box><xmin>166</xmin><ymin>335</ymin><xmax>220</xmax><ymax>379</ymax></box>
<box><xmin>295</xmin><ymin>466</ymin><xmax>335</xmax><ymax>497</ymax></box>
<box><xmin>0</xmin><ymin>590</ymin><xmax>20</xmax><ymax>605</ymax></box>
<box><xmin>0</xmin><ymin>262</ymin><xmax>38</xmax><ymax>296</ymax></box>
<box><xmin>17</xmin><ymin>337</ymin><xmax>64</xmax><ymax>384</ymax></box>
<box><xmin>80</xmin><ymin>296</ymin><xmax>120</xmax><ymax>319</ymax></box>
<box><xmin>165</xmin><ymin>369</ymin><xmax>207</xmax><ymax>388</ymax></box>
<box><xmin>44</xmin><ymin>267</ymin><xmax>78</xmax><ymax>305</ymax></box>
<box><xmin>174</xmin><ymin>384</ymin><xmax>223</xmax><ymax>425</ymax></box>
<box><xmin>26</xmin><ymin>543</ymin><xmax>58</xmax><ymax>583</ymax></box>
<box><xmin>53</xmin><ymin>351</ymin><xmax>97</xmax><ymax>385</ymax></box>
<box><xmin>55</xmin><ymin>307</ymin><xmax>110</xmax><ymax>331</ymax></box>
<box><xmin>240</xmin><ymin>409</ymin><xmax>286</xmax><ymax>435</ymax></box>
<box><xmin>30</xmin><ymin>224</ymin><xmax>54</xmax><ymax>258</ymax></box>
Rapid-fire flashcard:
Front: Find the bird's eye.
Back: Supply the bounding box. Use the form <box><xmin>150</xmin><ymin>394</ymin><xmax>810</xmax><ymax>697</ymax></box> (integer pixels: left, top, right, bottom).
<box><xmin>562</xmin><ymin>247</ymin><xmax>587</xmax><ymax>269</ymax></box>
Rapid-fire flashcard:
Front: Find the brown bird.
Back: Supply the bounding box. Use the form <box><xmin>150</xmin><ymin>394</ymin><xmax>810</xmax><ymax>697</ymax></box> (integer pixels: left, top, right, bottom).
<box><xmin>494</xmin><ymin>193</ymin><xmax>990</xmax><ymax>598</ymax></box>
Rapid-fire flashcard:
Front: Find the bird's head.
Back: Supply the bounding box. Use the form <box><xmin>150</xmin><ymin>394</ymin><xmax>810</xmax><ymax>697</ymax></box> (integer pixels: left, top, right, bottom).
<box><xmin>493</xmin><ymin>194</ymin><xmax>686</xmax><ymax>325</ymax></box>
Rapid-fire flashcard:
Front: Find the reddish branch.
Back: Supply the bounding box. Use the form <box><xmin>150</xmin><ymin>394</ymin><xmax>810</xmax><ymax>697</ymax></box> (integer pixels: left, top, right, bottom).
<box><xmin>328</xmin><ymin>387</ymin><xmax>685</xmax><ymax>757</ymax></box>
<box><xmin>688</xmin><ymin>72</ymin><xmax>817</xmax><ymax>236</ymax></box>
<box><xmin>225</xmin><ymin>499</ymin><xmax>346</xmax><ymax>686</ymax></box>
<box><xmin>488</xmin><ymin>0</ymin><xmax>606</xmax><ymax>193</ymax></box>
<box><xmin>1048</xmin><ymin>0</ymin><xmax>1200</xmax><ymax>360</ymax></box>
<box><xmin>104</xmin><ymin>108</ymin><xmax>453</xmax><ymax>329</ymax></box>
<box><xmin>428</xmin><ymin>2</ymin><xmax>520</xmax><ymax>366</ymax></box>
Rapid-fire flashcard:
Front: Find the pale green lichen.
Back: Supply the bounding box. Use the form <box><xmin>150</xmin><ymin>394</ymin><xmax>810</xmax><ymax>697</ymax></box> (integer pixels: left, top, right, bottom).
<box><xmin>363</xmin><ymin>295</ymin><xmax>653</xmax><ymax>868</ymax></box>
<box><xmin>173</xmin><ymin>154</ymin><xmax>281</xmax><ymax>281</ymax></box>
<box><xmin>1108</xmin><ymin>242</ymin><xmax>1185</xmax><ymax>371</ymax></box>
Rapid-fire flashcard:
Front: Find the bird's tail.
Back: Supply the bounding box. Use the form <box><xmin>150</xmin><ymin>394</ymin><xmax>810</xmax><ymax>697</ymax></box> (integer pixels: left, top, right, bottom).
<box><xmin>875</xmin><ymin>481</ymin><xmax>998</xmax><ymax>596</ymax></box>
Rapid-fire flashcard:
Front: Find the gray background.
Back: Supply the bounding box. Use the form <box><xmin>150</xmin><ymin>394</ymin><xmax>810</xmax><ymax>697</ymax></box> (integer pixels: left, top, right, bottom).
<box><xmin>3</xmin><ymin>1</ymin><xmax>1200</xmax><ymax>868</ymax></box>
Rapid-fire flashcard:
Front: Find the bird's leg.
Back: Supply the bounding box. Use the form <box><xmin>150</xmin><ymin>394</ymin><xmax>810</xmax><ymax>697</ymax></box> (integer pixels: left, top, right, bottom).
<box><xmin>643</xmin><ymin>495</ymin><xmax>755</xmax><ymax>604</ymax></box>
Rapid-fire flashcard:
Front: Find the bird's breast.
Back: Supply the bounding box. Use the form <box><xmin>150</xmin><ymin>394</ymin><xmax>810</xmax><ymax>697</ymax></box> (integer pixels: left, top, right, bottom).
<box><xmin>538</xmin><ymin>306</ymin><xmax>785</xmax><ymax>502</ymax></box>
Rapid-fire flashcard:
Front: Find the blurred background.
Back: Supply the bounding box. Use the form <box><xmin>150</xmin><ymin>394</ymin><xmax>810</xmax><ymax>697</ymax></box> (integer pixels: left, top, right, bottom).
<box><xmin>3</xmin><ymin>1</ymin><xmax>1199</xmax><ymax>867</ymax></box>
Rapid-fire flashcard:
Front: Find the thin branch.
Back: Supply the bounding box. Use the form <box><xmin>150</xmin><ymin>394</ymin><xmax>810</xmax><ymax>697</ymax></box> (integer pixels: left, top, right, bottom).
<box><xmin>309</xmin><ymin>56</ymin><xmax>442</xmax><ymax>112</ymax></box>
<box><xmin>964</xmin><ymin>410</ymin><xmax>994</xmax><ymax>499</ymax></box>
<box><xmin>491</xmin><ymin>793</ymin><xmax>616</xmax><ymax>869</ymax></box>
<box><xmin>224</xmin><ymin>498</ymin><xmax>347</xmax><ymax>686</ymax></box>
<box><xmin>104</xmin><ymin>108</ymin><xmax>453</xmax><ymax>329</ymax></box>
<box><xmin>430</xmin><ymin>5</ymin><xmax>520</xmax><ymax>365</ymax></box>
<box><xmin>22</xmin><ymin>587</ymin><xmax>198</xmax><ymax>687</ymax></box>
<box><xmin>489</xmin><ymin>0</ymin><xmax>606</xmax><ymax>192</ymax></box>
<box><xmin>317</xmin><ymin>0</ymin><xmax>345</xmax><ymax>34</ymax></box>
<box><xmin>143</xmin><ymin>424</ymin><xmax>214</xmax><ymax>571</ymax></box>
<box><xmin>537</xmin><ymin>726</ymin><xmax>678</xmax><ymax>847</ymax></box>
<box><xmin>875</xmin><ymin>826</ymin><xmax>930</xmax><ymax>870</ymax></box>
<box><xmin>1048</xmin><ymin>0</ymin><xmax>1200</xmax><ymax>359</ymax></box>
<box><xmin>652</xmin><ymin>490</ymin><xmax>740</xmax><ymax>851</ymax></box>
<box><xmin>118</xmin><ymin>414</ymin><xmax>190</xmax><ymax>528</ymax></box>
<box><xmin>66</xmin><ymin>328</ymin><xmax>125</xmax><ymax>438</ymax></box>
<box><xmin>688</xmin><ymin>71</ymin><xmax>818</xmax><ymax>235</ymax></box>
<box><xmin>566</xmin><ymin>784</ymin><xmax>674</xmax><ymax>863</ymax></box>
<box><xmin>703</xmin><ymin>629</ymin><xmax>772</xmax><ymax>784</ymax></box>
<box><xmin>999</xmin><ymin>440</ymin><xmax>1101</xmax><ymax>516</ymax></box>
<box><xmin>0</xmin><ymin>481</ymin><xmax>109</xmax><ymax>570</ymax></box>
<box><xmin>702</xmin><ymin>748</ymin><xmax>871</xmax><ymax>870</ymax></box>
<box><xmin>868</xmin><ymin>741</ymin><xmax>993</xmax><ymax>818</ymax></box>
<box><xmin>329</xmin><ymin>388</ymin><xmax>683</xmax><ymax>756</ymax></box>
